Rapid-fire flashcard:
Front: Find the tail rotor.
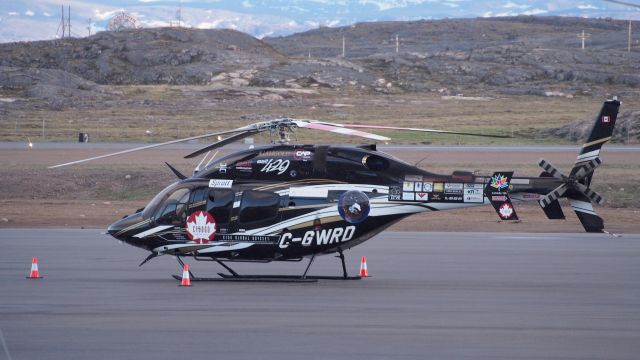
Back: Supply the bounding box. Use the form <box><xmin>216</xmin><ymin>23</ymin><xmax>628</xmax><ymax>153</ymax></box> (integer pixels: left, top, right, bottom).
<box><xmin>535</xmin><ymin>97</ymin><xmax>620</xmax><ymax>232</ymax></box>
<box><xmin>537</xmin><ymin>157</ymin><xmax>604</xmax><ymax>208</ymax></box>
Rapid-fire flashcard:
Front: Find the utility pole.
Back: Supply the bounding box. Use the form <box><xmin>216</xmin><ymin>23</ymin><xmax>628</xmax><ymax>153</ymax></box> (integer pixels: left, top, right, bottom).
<box><xmin>342</xmin><ymin>35</ymin><xmax>345</xmax><ymax>57</ymax></box>
<box><xmin>395</xmin><ymin>34</ymin><xmax>399</xmax><ymax>53</ymax></box>
<box><xmin>67</xmin><ymin>5</ymin><xmax>71</xmax><ymax>37</ymax></box>
<box><xmin>176</xmin><ymin>2</ymin><xmax>182</xmax><ymax>27</ymax></box>
<box><xmin>629</xmin><ymin>20</ymin><xmax>632</xmax><ymax>52</ymax></box>
<box><xmin>577</xmin><ymin>30</ymin><xmax>591</xmax><ymax>50</ymax></box>
<box><xmin>87</xmin><ymin>18</ymin><xmax>92</xmax><ymax>36</ymax></box>
<box><xmin>61</xmin><ymin>5</ymin><xmax>65</xmax><ymax>38</ymax></box>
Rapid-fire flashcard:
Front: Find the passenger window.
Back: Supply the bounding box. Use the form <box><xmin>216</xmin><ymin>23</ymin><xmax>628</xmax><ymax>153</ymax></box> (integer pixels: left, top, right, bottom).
<box><xmin>239</xmin><ymin>191</ymin><xmax>280</xmax><ymax>226</ymax></box>
<box><xmin>186</xmin><ymin>187</ymin><xmax>209</xmax><ymax>212</ymax></box>
<box><xmin>191</xmin><ymin>187</ymin><xmax>207</xmax><ymax>204</ymax></box>
<box><xmin>206</xmin><ymin>189</ymin><xmax>235</xmax><ymax>224</ymax></box>
<box><xmin>155</xmin><ymin>188</ymin><xmax>190</xmax><ymax>225</ymax></box>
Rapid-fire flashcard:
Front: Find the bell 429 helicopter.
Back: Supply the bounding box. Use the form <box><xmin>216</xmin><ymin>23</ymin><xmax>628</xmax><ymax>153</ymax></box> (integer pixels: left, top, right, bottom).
<box><xmin>52</xmin><ymin>98</ymin><xmax>620</xmax><ymax>282</ymax></box>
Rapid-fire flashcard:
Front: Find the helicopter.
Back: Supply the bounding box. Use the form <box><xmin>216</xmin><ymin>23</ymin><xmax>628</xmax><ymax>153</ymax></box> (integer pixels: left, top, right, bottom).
<box><xmin>51</xmin><ymin>98</ymin><xmax>620</xmax><ymax>282</ymax></box>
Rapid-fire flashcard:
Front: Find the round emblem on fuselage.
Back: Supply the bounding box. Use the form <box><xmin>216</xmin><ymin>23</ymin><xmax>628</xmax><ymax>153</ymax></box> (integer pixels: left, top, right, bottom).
<box><xmin>338</xmin><ymin>190</ymin><xmax>370</xmax><ymax>224</ymax></box>
<box><xmin>185</xmin><ymin>210</ymin><xmax>217</xmax><ymax>243</ymax></box>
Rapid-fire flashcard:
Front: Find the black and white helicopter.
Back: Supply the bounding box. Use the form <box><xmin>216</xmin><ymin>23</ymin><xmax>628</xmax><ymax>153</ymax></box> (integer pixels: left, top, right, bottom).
<box><xmin>52</xmin><ymin>98</ymin><xmax>620</xmax><ymax>281</ymax></box>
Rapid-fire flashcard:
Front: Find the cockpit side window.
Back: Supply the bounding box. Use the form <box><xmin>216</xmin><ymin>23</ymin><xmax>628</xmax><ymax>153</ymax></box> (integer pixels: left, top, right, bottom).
<box><xmin>154</xmin><ymin>188</ymin><xmax>190</xmax><ymax>225</ymax></box>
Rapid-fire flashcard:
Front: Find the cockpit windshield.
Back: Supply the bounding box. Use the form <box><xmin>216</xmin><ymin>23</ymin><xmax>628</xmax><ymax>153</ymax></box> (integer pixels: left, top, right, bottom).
<box><xmin>141</xmin><ymin>182</ymin><xmax>180</xmax><ymax>219</ymax></box>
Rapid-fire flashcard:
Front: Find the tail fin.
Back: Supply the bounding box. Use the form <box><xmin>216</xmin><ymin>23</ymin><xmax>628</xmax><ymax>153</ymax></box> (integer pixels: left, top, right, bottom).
<box><xmin>484</xmin><ymin>172</ymin><xmax>519</xmax><ymax>221</ymax></box>
<box><xmin>537</xmin><ymin>98</ymin><xmax>620</xmax><ymax>232</ymax></box>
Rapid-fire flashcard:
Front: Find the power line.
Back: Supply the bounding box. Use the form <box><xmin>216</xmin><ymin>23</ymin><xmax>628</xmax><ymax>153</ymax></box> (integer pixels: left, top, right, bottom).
<box><xmin>600</xmin><ymin>0</ymin><xmax>640</xmax><ymax>9</ymax></box>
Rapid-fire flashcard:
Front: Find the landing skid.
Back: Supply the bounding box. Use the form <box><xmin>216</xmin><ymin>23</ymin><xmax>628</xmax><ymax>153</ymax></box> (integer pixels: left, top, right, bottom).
<box><xmin>173</xmin><ymin>248</ymin><xmax>361</xmax><ymax>283</ymax></box>
<box><xmin>171</xmin><ymin>274</ymin><xmax>322</xmax><ymax>283</ymax></box>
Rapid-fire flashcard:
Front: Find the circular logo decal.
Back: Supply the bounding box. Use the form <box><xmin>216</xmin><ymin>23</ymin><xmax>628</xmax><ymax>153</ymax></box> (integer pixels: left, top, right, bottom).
<box><xmin>338</xmin><ymin>190</ymin><xmax>370</xmax><ymax>224</ymax></box>
<box><xmin>185</xmin><ymin>210</ymin><xmax>217</xmax><ymax>243</ymax></box>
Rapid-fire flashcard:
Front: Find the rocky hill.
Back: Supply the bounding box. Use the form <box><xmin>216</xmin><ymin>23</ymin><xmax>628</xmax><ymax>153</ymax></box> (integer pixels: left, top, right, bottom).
<box><xmin>266</xmin><ymin>16</ymin><xmax>640</xmax><ymax>94</ymax></box>
<box><xmin>0</xmin><ymin>27</ymin><xmax>285</xmax><ymax>85</ymax></box>
<box><xmin>1</xmin><ymin>16</ymin><xmax>640</xmax><ymax>97</ymax></box>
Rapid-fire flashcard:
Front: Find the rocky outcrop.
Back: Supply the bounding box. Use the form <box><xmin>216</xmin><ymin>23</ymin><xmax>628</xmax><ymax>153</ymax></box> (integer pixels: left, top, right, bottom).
<box><xmin>545</xmin><ymin>110</ymin><xmax>640</xmax><ymax>143</ymax></box>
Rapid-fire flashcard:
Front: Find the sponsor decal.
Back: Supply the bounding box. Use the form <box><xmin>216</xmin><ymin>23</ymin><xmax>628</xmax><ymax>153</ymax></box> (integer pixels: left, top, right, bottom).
<box><xmin>498</xmin><ymin>203</ymin><xmax>514</xmax><ymax>220</ymax></box>
<box><xmin>523</xmin><ymin>193</ymin><xmax>540</xmax><ymax>200</ymax></box>
<box><xmin>602</xmin><ymin>115</ymin><xmax>610</xmax><ymax>123</ymax></box>
<box><xmin>289</xmin><ymin>169</ymin><xmax>297</xmax><ymax>178</ymax></box>
<box><xmin>444</xmin><ymin>183</ymin><xmax>463</xmax><ymax>191</ymax></box>
<box><xmin>219</xmin><ymin>163</ymin><xmax>227</xmax><ymax>174</ymax></box>
<box><xmin>464</xmin><ymin>183</ymin><xmax>483</xmax><ymax>189</ymax></box>
<box><xmin>492</xmin><ymin>195</ymin><xmax>508</xmax><ymax>202</ymax></box>
<box><xmin>403</xmin><ymin>181</ymin><xmax>415</xmax><ymax>192</ymax></box>
<box><xmin>186</xmin><ymin>211</ymin><xmax>216</xmax><ymax>243</ymax></box>
<box><xmin>259</xmin><ymin>159</ymin><xmax>290</xmax><ymax>175</ymax></box>
<box><xmin>338</xmin><ymin>191</ymin><xmax>370</xmax><ymax>224</ymax></box>
<box><xmin>294</xmin><ymin>149</ymin><xmax>313</xmax><ymax>161</ymax></box>
<box><xmin>402</xmin><ymin>192</ymin><xmax>415</xmax><ymax>201</ymax></box>
<box><xmin>490</xmin><ymin>174</ymin><xmax>509</xmax><ymax>190</ymax></box>
<box><xmin>444</xmin><ymin>195</ymin><xmax>463</xmax><ymax>202</ymax></box>
<box><xmin>430</xmin><ymin>193</ymin><xmax>443</xmax><ymax>201</ymax></box>
<box><xmin>209</xmin><ymin>179</ymin><xmax>233</xmax><ymax>188</ymax></box>
<box><xmin>423</xmin><ymin>182</ymin><xmax>433</xmax><ymax>192</ymax></box>
<box><xmin>465</xmin><ymin>188</ymin><xmax>482</xmax><ymax>195</ymax></box>
<box><xmin>278</xmin><ymin>226</ymin><xmax>356</xmax><ymax>248</ymax></box>
<box><xmin>415</xmin><ymin>192</ymin><xmax>428</xmax><ymax>201</ymax></box>
<box><xmin>464</xmin><ymin>194</ymin><xmax>484</xmax><ymax>203</ymax></box>
<box><xmin>405</xmin><ymin>175</ymin><xmax>423</xmax><ymax>182</ymax></box>
<box><xmin>235</xmin><ymin>161</ymin><xmax>252</xmax><ymax>171</ymax></box>
<box><xmin>215</xmin><ymin>234</ymin><xmax>278</xmax><ymax>243</ymax></box>
<box><xmin>259</xmin><ymin>150</ymin><xmax>290</xmax><ymax>157</ymax></box>
<box><xmin>414</xmin><ymin>182</ymin><xmax>423</xmax><ymax>192</ymax></box>
<box><xmin>445</xmin><ymin>189</ymin><xmax>463</xmax><ymax>195</ymax></box>
<box><xmin>434</xmin><ymin>182</ymin><xmax>444</xmax><ymax>192</ymax></box>
<box><xmin>388</xmin><ymin>185</ymin><xmax>402</xmax><ymax>201</ymax></box>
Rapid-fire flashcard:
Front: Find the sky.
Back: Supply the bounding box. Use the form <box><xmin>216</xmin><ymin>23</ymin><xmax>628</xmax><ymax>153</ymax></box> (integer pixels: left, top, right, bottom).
<box><xmin>1</xmin><ymin>0</ymin><xmax>639</xmax><ymax>43</ymax></box>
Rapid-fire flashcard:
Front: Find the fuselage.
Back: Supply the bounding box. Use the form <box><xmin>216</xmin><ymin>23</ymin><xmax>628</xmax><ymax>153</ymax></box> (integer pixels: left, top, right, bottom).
<box><xmin>107</xmin><ymin>144</ymin><xmax>562</xmax><ymax>260</ymax></box>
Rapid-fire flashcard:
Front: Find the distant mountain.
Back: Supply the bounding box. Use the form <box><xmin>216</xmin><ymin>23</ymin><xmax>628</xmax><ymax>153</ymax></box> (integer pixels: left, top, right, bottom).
<box><xmin>1</xmin><ymin>0</ymin><xmax>639</xmax><ymax>43</ymax></box>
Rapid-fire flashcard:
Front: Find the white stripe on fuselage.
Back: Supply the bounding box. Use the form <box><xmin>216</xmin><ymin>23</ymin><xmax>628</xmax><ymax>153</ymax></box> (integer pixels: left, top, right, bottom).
<box><xmin>133</xmin><ymin>225</ymin><xmax>174</xmax><ymax>238</ymax></box>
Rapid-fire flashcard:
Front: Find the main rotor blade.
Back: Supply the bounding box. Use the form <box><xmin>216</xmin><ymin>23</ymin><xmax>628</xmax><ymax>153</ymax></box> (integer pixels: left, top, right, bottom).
<box><xmin>574</xmin><ymin>183</ymin><xmax>604</xmax><ymax>205</ymax></box>
<box><xmin>49</xmin><ymin>129</ymin><xmax>244</xmax><ymax>168</ymax></box>
<box><xmin>325</xmin><ymin>123</ymin><xmax>510</xmax><ymax>139</ymax></box>
<box><xmin>184</xmin><ymin>130</ymin><xmax>256</xmax><ymax>159</ymax></box>
<box><xmin>538</xmin><ymin>158</ymin><xmax>566</xmax><ymax>180</ymax></box>
<box><xmin>292</xmin><ymin>120</ymin><xmax>391</xmax><ymax>141</ymax></box>
<box><xmin>539</xmin><ymin>184</ymin><xmax>568</xmax><ymax>208</ymax></box>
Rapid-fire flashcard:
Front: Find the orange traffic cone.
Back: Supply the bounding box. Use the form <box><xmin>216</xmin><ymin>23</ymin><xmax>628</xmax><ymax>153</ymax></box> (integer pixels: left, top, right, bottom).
<box><xmin>179</xmin><ymin>264</ymin><xmax>191</xmax><ymax>286</ymax></box>
<box><xmin>359</xmin><ymin>256</ymin><xmax>369</xmax><ymax>277</ymax></box>
<box><xmin>27</xmin><ymin>257</ymin><xmax>42</xmax><ymax>279</ymax></box>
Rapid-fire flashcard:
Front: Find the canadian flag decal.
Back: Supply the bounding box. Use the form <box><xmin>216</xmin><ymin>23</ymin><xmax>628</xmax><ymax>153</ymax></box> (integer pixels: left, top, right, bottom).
<box><xmin>498</xmin><ymin>203</ymin><xmax>514</xmax><ymax>220</ymax></box>
<box><xmin>186</xmin><ymin>211</ymin><xmax>217</xmax><ymax>243</ymax></box>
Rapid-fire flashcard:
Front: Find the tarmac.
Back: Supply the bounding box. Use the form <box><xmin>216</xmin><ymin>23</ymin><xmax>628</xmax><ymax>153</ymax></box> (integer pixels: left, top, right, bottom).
<box><xmin>1</xmin><ymin>229</ymin><xmax>639</xmax><ymax>359</ymax></box>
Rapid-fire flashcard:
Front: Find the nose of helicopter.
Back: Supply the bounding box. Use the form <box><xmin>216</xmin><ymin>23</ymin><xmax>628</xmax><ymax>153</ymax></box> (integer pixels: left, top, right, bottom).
<box><xmin>107</xmin><ymin>213</ymin><xmax>144</xmax><ymax>240</ymax></box>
